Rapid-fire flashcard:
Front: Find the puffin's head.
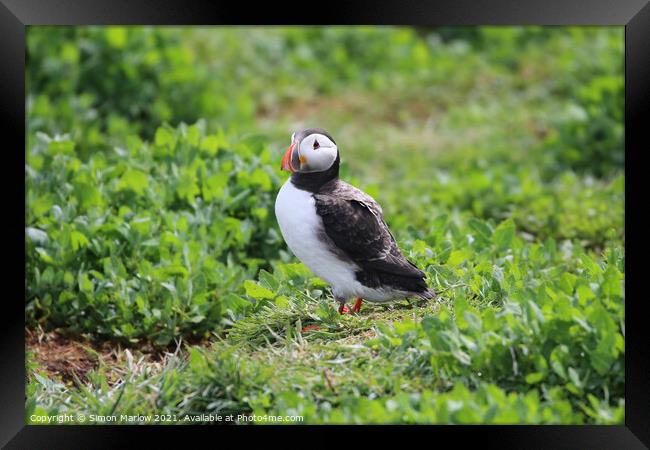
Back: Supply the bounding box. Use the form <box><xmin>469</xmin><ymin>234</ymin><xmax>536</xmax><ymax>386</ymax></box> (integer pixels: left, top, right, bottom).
<box><xmin>281</xmin><ymin>128</ymin><xmax>338</xmax><ymax>173</ymax></box>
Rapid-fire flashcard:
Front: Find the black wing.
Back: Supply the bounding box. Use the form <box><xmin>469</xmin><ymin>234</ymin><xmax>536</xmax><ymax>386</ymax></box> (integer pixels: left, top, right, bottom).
<box><xmin>314</xmin><ymin>182</ymin><xmax>429</xmax><ymax>293</ymax></box>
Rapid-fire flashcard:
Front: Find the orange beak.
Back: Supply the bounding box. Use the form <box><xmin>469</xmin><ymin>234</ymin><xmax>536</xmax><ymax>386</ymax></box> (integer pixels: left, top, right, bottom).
<box><xmin>281</xmin><ymin>142</ymin><xmax>296</xmax><ymax>172</ymax></box>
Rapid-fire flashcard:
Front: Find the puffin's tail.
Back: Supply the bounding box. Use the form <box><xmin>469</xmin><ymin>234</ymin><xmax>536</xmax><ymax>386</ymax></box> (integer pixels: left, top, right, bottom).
<box><xmin>415</xmin><ymin>288</ymin><xmax>436</xmax><ymax>300</ymax></box>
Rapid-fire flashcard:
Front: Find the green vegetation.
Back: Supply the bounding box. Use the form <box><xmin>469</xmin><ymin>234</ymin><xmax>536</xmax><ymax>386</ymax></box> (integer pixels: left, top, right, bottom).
<box><xmin>26</xmin><ymin>26</ymin><xmax>624</xmax><ymax>424</ymax></box>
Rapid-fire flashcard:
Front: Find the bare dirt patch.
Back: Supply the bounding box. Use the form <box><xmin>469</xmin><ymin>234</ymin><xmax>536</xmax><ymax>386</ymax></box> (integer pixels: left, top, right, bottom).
<box><xmin>27</xmin><ymin>328</ymin><xmax>100</xmax><ymax>384</ymax></box>
<box><xmin>26</xmin><ymin>328</ymin><xmax>183</xmax><ymax>385</ymax></box>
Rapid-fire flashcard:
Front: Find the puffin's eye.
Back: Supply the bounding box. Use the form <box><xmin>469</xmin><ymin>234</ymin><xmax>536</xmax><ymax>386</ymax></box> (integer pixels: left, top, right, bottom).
<box><xmin>313</xmin><ymin>139</ymin><xmax>320</xmax><ymax>149</ymax></box>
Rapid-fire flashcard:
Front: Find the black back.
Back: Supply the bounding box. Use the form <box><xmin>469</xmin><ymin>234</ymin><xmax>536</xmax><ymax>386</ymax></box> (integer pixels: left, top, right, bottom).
<box><xmin>313</xmin><ymin>180</ymin><xmax>431</xmax><ymax>295</ymax></box>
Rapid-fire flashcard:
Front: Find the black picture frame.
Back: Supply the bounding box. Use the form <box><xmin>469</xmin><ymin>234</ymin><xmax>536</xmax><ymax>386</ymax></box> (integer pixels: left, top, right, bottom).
<box><xmin>3</xmin><ymin>0</ymin><xmax>647</xmax><ymax>447</ymax></box>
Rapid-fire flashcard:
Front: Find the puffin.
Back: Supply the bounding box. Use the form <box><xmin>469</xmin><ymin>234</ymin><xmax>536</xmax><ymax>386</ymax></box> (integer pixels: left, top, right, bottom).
<box><xmin>274</xmin><ymin>128</ymin><xmax>435</xmax><ymax>314</ymax></box>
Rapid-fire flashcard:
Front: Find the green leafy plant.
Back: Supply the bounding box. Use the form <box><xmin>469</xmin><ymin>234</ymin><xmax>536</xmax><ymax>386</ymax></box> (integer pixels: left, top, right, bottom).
<box><xmin>26</xmin><ymin>122</ymin><xmax>284</xmax><ymax>344</ymax></box>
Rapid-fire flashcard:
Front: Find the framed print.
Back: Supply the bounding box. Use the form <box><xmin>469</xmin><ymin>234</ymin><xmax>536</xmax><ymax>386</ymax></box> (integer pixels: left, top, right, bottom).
<box><xmin>2</xmin><ymin>0</ymin><xmax>648</xmax><ymax>447</ymax></box>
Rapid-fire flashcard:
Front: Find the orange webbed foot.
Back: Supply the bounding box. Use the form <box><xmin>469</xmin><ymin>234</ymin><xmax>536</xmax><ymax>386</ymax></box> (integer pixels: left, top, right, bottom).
<box><xmin>350</xmin><ymin>298</ymin><xmax>363</xmax><ymax>313</ymax></box>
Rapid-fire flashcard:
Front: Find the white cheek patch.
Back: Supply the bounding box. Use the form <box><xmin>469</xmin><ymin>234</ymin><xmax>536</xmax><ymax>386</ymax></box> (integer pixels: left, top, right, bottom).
<box><xmin>299</xmin><ymin>134</ymin><xmax>337</xmax><ymax>172</ymax></box>
<box><xmin>303</xmin><ymin>146</ymin><xmax>337</xmax><ymax>171</ymax></box>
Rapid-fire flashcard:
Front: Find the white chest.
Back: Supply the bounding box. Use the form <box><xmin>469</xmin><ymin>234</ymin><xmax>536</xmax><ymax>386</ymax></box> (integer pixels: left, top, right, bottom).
<box><xmin>274</xmin><ymin>180</ymin><xmax>359</xmax><ymax>296</ymax></box>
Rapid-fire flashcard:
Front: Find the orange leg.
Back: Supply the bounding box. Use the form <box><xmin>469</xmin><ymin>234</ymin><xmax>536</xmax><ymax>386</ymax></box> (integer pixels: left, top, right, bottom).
<box><xmin>338</xmin><ymin>303</ymin><xmax>350</xmax><ymax>314</ymax></box>
<box><xmin>350</xmin><ymin>298</ymin><xmax>363</xmax><ymax>313</ymax></box>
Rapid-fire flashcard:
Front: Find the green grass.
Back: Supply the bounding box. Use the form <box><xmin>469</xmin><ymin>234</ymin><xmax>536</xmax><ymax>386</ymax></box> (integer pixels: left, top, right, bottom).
<box><xmin>26</xmin><ymin>26</ymin><xmax>624</xmax><ymax>424</ymax></box>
